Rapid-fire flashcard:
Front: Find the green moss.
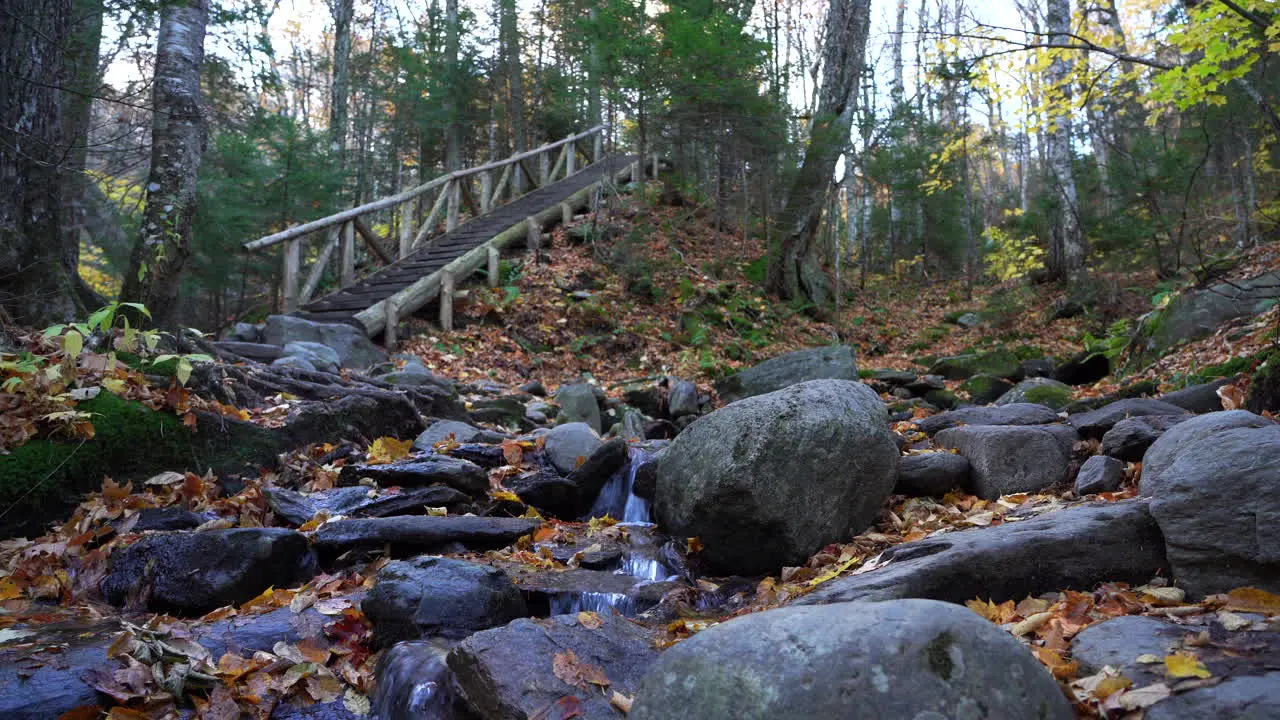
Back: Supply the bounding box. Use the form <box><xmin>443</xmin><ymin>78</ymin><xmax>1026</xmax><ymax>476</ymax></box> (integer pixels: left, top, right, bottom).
<box><xmin>925</xmin><ymin>631</ymin><xmax>956</xmax><ymax>681</ymax></box>
<box><xmin>1023</xmin><ymin>384</ymin><xmax>1073</xmax><ymax>409</ymax></box>
<box><xmin>1246</xmin><ymin>349</ymin><xmax>1279</xmax><ymax>414</ymax></box>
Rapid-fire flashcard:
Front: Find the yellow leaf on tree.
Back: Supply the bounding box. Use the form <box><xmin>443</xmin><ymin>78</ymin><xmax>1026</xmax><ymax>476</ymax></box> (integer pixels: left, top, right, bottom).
<box><xmin>1164</xmin><ymin>653</ymin><xmax>1211</xmax><ymax>679</ymax></box>
<box><xmin>366</xmin><ymin>437</ymin><xmax>413</xmax><ymax>465</ymax></box>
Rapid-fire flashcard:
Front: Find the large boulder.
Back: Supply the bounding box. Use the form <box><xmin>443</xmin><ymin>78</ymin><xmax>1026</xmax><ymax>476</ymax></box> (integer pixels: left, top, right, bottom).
<box><xmin>1140</xmin><ymin>413</ymin><xmax>1280</xmax><ymax>597</ymax></box>
<box><xmin>915</xmin><ymin>403</ymin><xmax>1060</xmax><ymax>435</ymax></box>
<box><xmin>934</xmin><ymin>424</ymin><xmax>1078</xmax><ymax>499</ymax></box>
<box><xmin>1140</xmin><ymin>410</ymin><xmax>1276</xmax><ymax>486</ymax></box>
<box><xmin>554</xmin><ymin>383</ymin><xmax>602</xmax><ymax>433</ymax></box>
<box><xmin>714</xmin><ymin>345</ymin><xmax>858</xmax><ymax>403</ymax></box>
<box><xmin>262</xmin><ymin>315</ymin><xmax>386</xmax><ymax>368</ymax></box>
<box><xmin>628</xmin><ymin>599</ymin><xmax>1073</xmax><ymax>720</ymax></box>
<box><xmin>1053</xmin><ymin>350</ymin><xmax>1111</xmax><ymax>386</ymax></box>
<box><xmin>1158</xmin><ymin>378</ymin><xmax>1233</xmax><ymax>413</ymax></box>
<box><xmin>448</xmin><ymin>611</ymin><xmax>659</xmax><ymax>720</ymax></box>
<box><xmin>1066</xmin><ymin>398</ymin><xmax>1190</xmax><ymax>439</ymax></box>
<box><xmin>995</xmin><ymin>377</ymin><xmax>1074</xmax><ymax>409</ymax></box>
<box><xmin>100</xmin><ymin>528</ymin><xmax>317</xmax><ymax>615</ymax></box>
<box><xmin>363</xmin><ymin>557</ymin><xmax>526</xmax><ymax>645</ymax></box>
<box><xmin>1148</xmin><ymin>270</ymin><xmax>1280</xmax><ymax>352</ymax></box>
<box><xmin>798</xmin><ymin>500</ymin><xmax>1167</xmax><ymax>605</ymax></box>
<box><xmin>1099</xmin><ymin>414</ymin><xmax>1190</xmax><ymax>462</ymax></box>
<box><xmin>653</xmin><ymin>380</ymin><xmax>898</xmax><ymax>575</ymax></box>
<box><xmin>542</xmin><ymin>422</ymin><xmax>602</xmax><ymax>475</ymax></box>
<box><xmin>928</xmin><ymin>349</ymin><xmax>1021</xmax><ymax>381</ymax></box>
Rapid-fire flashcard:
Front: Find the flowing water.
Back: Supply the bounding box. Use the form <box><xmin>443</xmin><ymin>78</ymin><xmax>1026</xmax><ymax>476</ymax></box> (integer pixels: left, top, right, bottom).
<box><xmin>371</xmin><ymin>640</ymin><xmax>458</xmax><ymax>720</ymax></box>
<box><xmin>588</xmin><ymin>447</ymin><xmax>655</xmax><ymax>523</ymax></box>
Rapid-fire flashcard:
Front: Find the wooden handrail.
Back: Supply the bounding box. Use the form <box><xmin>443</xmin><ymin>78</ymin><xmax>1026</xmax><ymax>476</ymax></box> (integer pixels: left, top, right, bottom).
<box><xmin>243</xmin><ymin>124</ymin><xmax>605</xmax><ymax>251</ymax></box>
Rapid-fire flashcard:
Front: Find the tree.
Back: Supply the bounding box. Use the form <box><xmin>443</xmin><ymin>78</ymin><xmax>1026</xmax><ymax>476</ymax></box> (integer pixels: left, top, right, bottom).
<box><xmin>0</xmin><ymin>0</ymin><xmax>86</xmax><ymax>325</ymax></box>
<box><xmin>328</xmin><ymin>0</ymin><xmax>356</xmax><ymax>172</ymax></box>
<box><xmin>1042</xmin><ymin>0</ymin><xmax>1084</xmax><ymax>280</ymax></box>
<box><xmin>765</xmin><ymin>0</ymin><xmax>872</xmax><ymax>310</ymax></box>
<box><xmin>120</xmin><ymin>0</ymin><xmax>209</xmax><ymax>326</ymax></box>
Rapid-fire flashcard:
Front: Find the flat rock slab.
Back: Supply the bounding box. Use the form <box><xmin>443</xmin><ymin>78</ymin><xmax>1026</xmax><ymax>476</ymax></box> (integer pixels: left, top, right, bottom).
<box><xmin>448</xmin><ymin>612</ymin><xmax>659</xmax><ymax>720</ymax></box>
<box><xmin>796</xmin><ymin>499</ymin><xmax>1168</xmax><ymax>606</ymax></box>
<box><xmin>266</xmin><ymin>485</ymin><xmax>471</xmax><ymax>526</ymax></box>
<box><xmin>915</xmin><ymin>403</ymin><xmax>1060</xmax><ymax>435</ymax></box>
<box><xmin>312</xmin><ymin>516</ymin><xmax>541</xmax><ymax>555</ymax></box>
<box><xmin>338</xmin><ymin>454</ymin><xmax>488</xmax><ymax>495</ymax></box>
<box><xmin>714</xmin><ymin>345</ymin><xmax>858</xmax><ymax>403</ymax></box>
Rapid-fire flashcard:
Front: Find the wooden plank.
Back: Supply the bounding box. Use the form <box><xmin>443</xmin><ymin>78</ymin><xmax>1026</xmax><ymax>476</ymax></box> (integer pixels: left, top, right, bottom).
<box><xmin>340</xmin><ymin>221</ymin><xmax>356</xmax><ymax>286</ymax></box>
<box><xmin>282</xmin><ymin>236</ymin><xmax>302</xmax><ymax>313</ymax></box>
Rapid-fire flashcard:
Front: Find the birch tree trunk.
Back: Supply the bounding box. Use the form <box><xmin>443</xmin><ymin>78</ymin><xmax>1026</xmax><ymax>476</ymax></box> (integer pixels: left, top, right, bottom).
<box><xmin>120</xmin><ymin>0</ymin><xmax>208</xmax><ymax>326</ymax></box>
<box><xmin>445</xmin><ymin>0</ymin><xmax>462</xmax><ymax>172</ymax></box>
<box><xmin>0</xmin><ymin>0</ymin><xmax>85</xmax><ymax>325</ymax></box>
<box><xmin>328</xmin><ymin>0</ymin><xmax>355</xmax><ymax>171</ymax></box>
<box><xmin>1044</xmin><ymin>0</ymin><xmax>1084</xmax><ymax>280</ymax></box>
<box><xmin>500</xmin><ymin>0</ymin><xmax>527</xmax><ymax>193</ymax></box>
<box><xmin>765</xmin><ymin>0</ymin><xmax>872</xmax><ymax>311</ymax></box>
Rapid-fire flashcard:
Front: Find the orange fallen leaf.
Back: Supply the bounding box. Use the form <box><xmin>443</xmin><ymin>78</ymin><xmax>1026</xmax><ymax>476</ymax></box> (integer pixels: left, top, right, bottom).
<box><xmin>1221</xmin><ymin>587</ymin><xmax>1280</xmax><ymax>615</ymax></box>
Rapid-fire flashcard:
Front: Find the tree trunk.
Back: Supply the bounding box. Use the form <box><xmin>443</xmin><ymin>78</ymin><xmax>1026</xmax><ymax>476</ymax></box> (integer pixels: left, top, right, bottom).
<box><xmin>1044</xmin><ymin>0</ymin><xmax>1084</xmax><ymax>280</ymax></box>
<box><xmin>0</xmin><ymin>0</ymin><xmax>86</xmax><ymax>325</ymax></box>
<box><xmin>765</xmin><ymin>0</ymin><xmax>872</xmax><ymax>312</ymax></box>
<box><xmin>61</xmin><ymin>0</ymin><xmax>107</xmax><ymax>309</ymax></box>
<box><xmin>119</xmin><ymin>0</ymin><xmax>208</xmax><ymax>326</ymax></box>
<box><xmin>500</xmin><ymin>0</ymin><xmax>527</xmax><ymax>193</ymax></box>
<box><xmin>328</xmin><ymin>0</ymin><xmax>355</xmax><ymax>172</ymax></box>
<box><xmin>445</xmin><ymin>0</ymin><xmax>462</xmax><ymax>172</ymax></box>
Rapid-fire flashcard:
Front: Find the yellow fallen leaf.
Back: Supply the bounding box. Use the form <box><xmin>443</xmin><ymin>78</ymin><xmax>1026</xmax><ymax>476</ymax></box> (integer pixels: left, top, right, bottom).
<box><xmin>1094</xmin><ymin>674</ymin><xmax>1132</xmax><ymax>700</ymax></box>
<box><xmin>577</xmin><ymin>611</ymin><xmax>602</xmax><ymax>629</ymax></box>
<box><xmin>0</xmin><ymin>577</ymin><xmax>22</xmax><ymax>601</ymax></box>
<box><xmin>1164</xmin><ymin>653</ymin><xmax>1211</xmax><ymax>679</ymax></box>
<box><xmin>490</xmin><ymin>489</ymin><xmax>523</xmax><ymax>503</ymax></box>
<box><xmin>366</xmin><ymin>436</ymin><xmax>413</xmax><ymax>465</ymax></box>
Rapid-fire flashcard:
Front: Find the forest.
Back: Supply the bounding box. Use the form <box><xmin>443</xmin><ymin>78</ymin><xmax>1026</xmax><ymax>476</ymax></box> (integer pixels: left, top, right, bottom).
<box><xmin>1</xmin><ymin>0</ymin><xmax>1279</xmax><ymax>718</ymax></box>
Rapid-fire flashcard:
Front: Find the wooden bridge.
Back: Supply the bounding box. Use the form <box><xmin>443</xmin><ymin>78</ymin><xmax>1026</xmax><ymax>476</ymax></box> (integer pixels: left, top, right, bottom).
<box><xmin>244</xmin><ymin>126</ymin><xmax>655</xmax><ymax>341</ymax></box>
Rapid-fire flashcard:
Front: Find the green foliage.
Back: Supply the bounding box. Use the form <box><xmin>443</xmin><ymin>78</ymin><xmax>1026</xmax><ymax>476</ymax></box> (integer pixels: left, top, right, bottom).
<box><xmin>1081</xmin><ymin>319</ymin><xmax>1132</xmax><ymax>369</ymax></box>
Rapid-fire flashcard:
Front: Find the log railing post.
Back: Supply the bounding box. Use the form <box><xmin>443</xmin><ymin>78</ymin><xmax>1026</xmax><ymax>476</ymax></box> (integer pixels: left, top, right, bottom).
<box><xmin>480</xmin><ymin>171</ymin><xmax>492</xmax><ymax>214</ymax></box>
<box><xmin>487</xmin><ymin>246</ymin><xmax>500</xmax><ymax>288</ymax></box>
<box><xmin>630</xmin><ymin>159</ymin><xmax>641</xmax><ymax>184</ymax></box>
<box><xmin>565</xmin><ymin>136</ymin><xmax>576</xmax><ymax>176</ymax></box>
<box><xmin>440</xmin><ymin>270</ymin><xmax>455</xmax><ymax>331</ymax></box>
<box><xmin>383</xmin><ymin>297</ymin><xmax>398</xmax><ymax>349</ymax></box>
<box><xmin>398</xmin><ymin>201</ymin><xmax>413</xmax><ymax>259</ymax></box>
<box><xmin>652</xmin><ymin>154</ymin><xmax>659</xmax><ymax>179</ymax></box>
<box><xmin>340</xmin><ymin>220</ymin><xmax>356</xmax><ymax>287</ymax></box>
<box><xmin>561</xmin><ymin>202</ymin><xmax>572</xmax><ymax>227</ymax></box>
<box><xmin>446</xmin><ymin>178</ymin><xmax>459</xmax><ymax>231</ymax></box>
<box><xmin>282</xmin><ymin>235</ymin><xmax>302</xmax><ymax>313</ymax></box>
<box><xmin>538</xmin><ymin>151</ymin><xmax>549</xmax><ymax>185</ymax></box>
<box><xmin>593</xmin><ymin>131</ymin><xmax>602</xmax><ymax>163</ymax></box>
<box><xmin>526</xmin><ymin>216</ymin><xmax>540</xmax><ymax>262</ymax></box>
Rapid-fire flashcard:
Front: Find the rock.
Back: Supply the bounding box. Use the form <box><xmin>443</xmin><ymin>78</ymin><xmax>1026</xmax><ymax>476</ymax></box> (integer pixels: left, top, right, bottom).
<box><xmin>628</xmin><ymin>599</ymin><xmax>1072</xmax><ymax>720</ymax></box>
<box><xmin>519</xmin><ymin>380</ymin><xmax>547</xmax><ymax>396</ymax></box>
<box><xmin>714</xmin><ymin>345</ymin><xmax>858</xmax><ymax>403</ymax></box>
<box><xmin>101</xmin><ymin>528</ymin><xmax>317</xmax><ymax>615</ymax></box>
<box><xmin>1100</xmin><ymin>415</ymin><xmax>1190</xmax><ymax>462</ymax></box>
<box><xmin>667</xmin><ymin>380</ymin><xmax>699</xmax><ymax>418</ymax></box>
<box><xmin>1159</xmin><ymin>378</ymin><xmax>1233</xmax><ymax>413</ymax></box>
<box><xmin>509</xmin><ymin>567</ymin><xmax>679</xmax><ymax>615</ymax></box>
<box><xmin>1020</xmin><ymin>358</ymin><xmax>1055</xmax><ymax>379</ymax></box>
<box><xmin>281</xmin><ymin>341</ymin><xmax>341</xmax><ymax>373</ymax></box>
<box><xmin>895</xmin><ymin>452</ymin><xmax>970</xmax><ymax>497</ymax></box>
<box><xmin>1050</xmin><ymin>299</ymin><xmax>1086</xmax><ymax>319</ymax></box>
<box><xmin>0</xmin><ymin>622</ymin><xmax>115</xmax><ymax>718</ymax></box>
<box><xmin>228</xmin><ymin>322</ymin><xmax>263</xmax><ymax>343</ymax></box>
<box><xmin>929</xmin><ymin>349</ymin><xmax>1021</xmax><ymax>381</ymax></box>
<box><xmin>956</xmin><ymin>311</ymin><xmax>982</xmax><ymax>328</ymax></box>
<box><xmin>1117</xmin><ymin>378</ymin><xmax>1160</xmax><ymax>399</ymax></box>
<box><xmin>212</xmin><ymin>340</ymin><xmax>281</xmax><ymax>362</ymax></box>
<box><xmin>555</xmin><ymin>383</ymin><xmax>602</xmax><ymax>433</ymax></box>
<box><xmin>198</xmin><ymin>604</ymin><xmax>340</xmax><ymax>658</ymax></box>
<box><xmin>272</xmin><ymin>355</ymin><xmax>317</xmax><ymax>372</ymax></box>
<box><xmin>654</xmin><ymin>379</ymin><xmax>898</xmax><ymax>575</ymax></box>
<box><xmin>958</xmin><ymin>373</ymin><xmax>1014</xmax><ymax>404</ymax></box>
<box><xmin>995</xmin><ymin>377</ymin><xmax>1074</xmax><ymax>409</ymax></box>
<box><xmin>412</xmin><ymin>420</ymin><xmax>507</xmax><ymax>452</ymax></box>
<box><xmin>448</xmin><ymin>612</ymin><xmax>659</xmax><ymax>720</ymax></box>
<box><xmin>128</xmin><ymin>506</ymin><xmax>205</xmax><ymax>532</ymax></box>
<box><xmin>508</xmin><ymin>470</ymin><xmax>584</xmax><ymax>519</ymax></box>
<box><xmin>1247</xmin><ymin>350</ymin><xmax>1280</xmax><ymax>414</ymax></box>
<box><xmin>1141</xmin><ymin>416</ymin><xmax>1280</xmax><ymax>596</ymax></box>
<box><xmin>922</xmin><ymin>388</ymin><xmax>959</xmax><ymax>410</ymax></box>
<box><xmin>1074</xmin><ymin>455</ymin><xmax>1124</xmax><ymax>495</ymax></box>
<box><xmin>1053</xmin><ymin>350</ymin><xmax>1111</xmax><ymax>385</ymax></box>
<box><xmin>469</xmin><ymin>396</ymin><xmax>533</xmax><ymax>429</ymax></box>
<box><xmin>263</xmin><ymin>315</ymin><xmax>387</xmax><ymax>369</ymax></box>
<box><xmin>618</xmin><ymin>407</ymin><xmax>646</xmax><ymax>441</ymax></box>
<box><xmin>564</xmin><ymin>437</ymin><xmax>629</xmax><ymax>506</ymax></box>
<box><xmin>265</xmin><ymin>485</ymin><xmax>469</xmax><ymax>525</ymax></box>
<box><xmin>1140</xmin><ymin>410</ymin><xmax>1276</xmax><ymax>486</ymax></box>
<box><xmin>312</xmin><ymin>516</ymin><xmax>541</xmax><ymax>556</ymax></box>
<box><xmin>1146</xmin><ymin>673</ymin><xmax>1280</xmax><ymax>720</ymax></box>
<box><xmin>1149</xmin><ymin>270</ymin><xmax>1280</xmax><ymax>351</ymax></box>
<box><xmin>379</xmin><ymin>370</ymin><xmax>457</xmax><ymax>395</ymax></box>
<box><xmin>542</xmin><ymin>422</ymin><xmax>602</xmax><ymax>475</ymax></box>
<box><xmin>870</xmin><ymin>369</ymin><xmax>917</xmax><ymax>385</ymax></box>
<box><xmin>622</xmin><ymin>381</ymin><xmax>664</xmax><ymax>417</ymax></box>
<box><xmin>904</xmin><ymin>373</ymin><xmax>946</xmax><ymax>395</ymax></box>
<box><xmin>1071</xmin><ymin>615</ymin><xmax>1186</xmax><ymax>687</ymax></box>
<box><xmin>363</xmin><ymin>557</ymin><xmax>526</xmax><ymax>645</ymax></box>
<box><xmin>271</xmin><ymin>699</ymin><xmax>361</xmax><ymax>719</ymax></box>
<box><xmin>798</xmin><ymin>499</ymin><xmax>1167</xmax><ymax>605</ymax></box>
<box><xmin>339</xmin><ymin>454</ymin><xmax>488</xmax><ymax>495</ymax></box>
<box><xmin>915</xmin><ymin>403</ymin><xmax>1060</xmax><ymax>435</ymax></box>
<box><xmin>1067</xmin><ymin>398</ymin><xmax>1190</xmax><ymax>438</ymax></box>
<box><xmin>934</xmin><ymin>424</ymin><xmax>1078</xmax><ymax>498</ymax></box>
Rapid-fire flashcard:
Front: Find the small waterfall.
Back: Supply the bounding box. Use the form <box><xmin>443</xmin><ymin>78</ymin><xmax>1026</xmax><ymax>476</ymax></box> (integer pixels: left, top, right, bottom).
<box><xmin>588</xmin><ymin>448</ymin><xmax>653</xmax><ymax>523</ymax></box>
<box><xmin>550</xmin><ymin>592</ymin><xmax>638</xmax><ymax>616</ymax></box>
<box><xmin>372</xmin><ymin>640</ymin><xmax>458</xmax><ymax>720</ymax></box>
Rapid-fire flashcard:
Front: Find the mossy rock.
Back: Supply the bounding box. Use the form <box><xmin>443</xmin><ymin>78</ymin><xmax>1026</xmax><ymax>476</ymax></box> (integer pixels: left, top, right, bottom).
<box><xmin>994</xmin><ymin>377</ymin><xmax>1074</xmax><ymax>410</ymax></box>
<box><xmin>0</xmin><ymin>392</ymin><xmax>280</xmax><ymax>538</ymax></box>
<box><xmin>1246</xmin><ymin>349</ymin><xmax>1279</xmax><ymax>415</ymax></box>
<box><xmin>928</xmin><ymin>349</ymin><xmax>1021</xmax><ymax>381</ymax></box>
<box><xmin>922</xmin><ymin>389</ymin><xmax>960</xmax><ymax>410</ymax></box>
<box><xmin>959</xmin><ymin>374</ymin><xmax>1015</xmax><ymax>405</ymax></box>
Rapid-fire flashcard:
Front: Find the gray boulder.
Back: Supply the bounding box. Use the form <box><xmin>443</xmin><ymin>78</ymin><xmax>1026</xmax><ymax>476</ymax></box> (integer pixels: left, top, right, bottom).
<box><xmin>1141</xmin><ymin>410</ymin><xmax>1277</xmax><ymax>487</ymax></box>
<box><xmin>228</xmin><ymin>322</ymin><xmax>263</xmax><ymax>343</ymax></box>
<box><xmin>543</xmin><ymin>422</ymin><xmax>602</xmax><ymax>475</ymax></box>
<box><xmin>958</xmin><ymin>373</ymin><xmax>1015</xmax><ymax>404</ymax></box>
<box><xmin>1074</xmin><ymin>455</ymin><xmax>1124</xmax><ymax>496</ymax></box>
<box><xmin>1147</xmin><ymin>673</ymin><xmax>1280</xmax><ymax>720</ymax></box>
<box><xmin>265</xmin><ymin>485</ymin><xmax>469</xmax><ymax>525</ymax></box>
<box><xmin>1149</xmin><ymin>270</ymin><xmax>1280</xmax><ymax>351</ymax></box>
<box><xmin>413</xmin><ymin>420</ymin><xmax>507</xmax><ymax>451</ymax></box>
<box><xmin>555</xmin><ymin>383</ymin><xmax>602</xmax><ymax>433</ymax></box>
<box><xmin>282</xmin><ymin>341</ymin><xmax>341</xmax><ymax>373</ymax></box>
<box><xmin>339</xmin><ymin>454</ymin><xmax>488</xmax><ymax>495</ymax></box>
<box><xmin>668</xmin><ymin>379</ymin><xmax>699</xmax><ymax>418</ymax></box>
<box><xmin>894</xmin><ymin>452</ymin><xmax>970</xmax><ymax>497</ymax></box>
<box><xmin>654</xmin><ymin>379</ymin><xmax>897</xmax><ymax>575</ymax></box>
<box><xmin>380</xmin><ymin>370</ymin><xmax>457</xmax><ymax>395</ymax></box>
<box><xmin>212</xmin><ymin>340</ymin><xmax>282</xmax><ymax>363</ymax></box>
<box><xmin>628</xmin><ymin>599</ymin><xmax>1072</xmax><ymax>720</ymax></box>
<box><xmin>1158</xmin><ymin>378</ymin><xmax>1232</xmax><ymax>413</ymax></box>
<box><xmin>995</xmin><ymin>377</ymin><xmax>1074</xmax><ymax>409</ymax></box>
<box><xmin>363</xmin><ymin>557</ymin><xmax>526</xmax><ymax>645</ymax></box>
<box><xmin>798</xmin><ymin>499</ymin><xmax>1167</xmax><ymax>605</ymax></box>
<box><xmin>1100</xmin><ymin>414</ymin><xmax>1190</xmax><ymax>462</ymax></box>
<box><xmin>934</xmin><ymin>424</ymin><xmax>1078</xmax><ymax>498</ymax></box>
<box><xmin>1141</xmin><ymin>415</ymin><xmax>1280</xmax><ymax>597</ymax></box>
<box><xmin>312</xmin><ymin>516</ymin><xmax>541</xmax><ymax>556</ymax></box>
<box><xmin>100</xmin><ymin>528</ymin><xmax>317</xmax><ymax>615</ymax></box>
<box><xmin>715</xmin><ymin>345</ymin><xmax>858</xmax><ymax>403</ymax></box>
<box><xmin>1066</xmin><ymin>397</ymin><xmax>1190</xmax><ymax>438</ymax></box>
<box><xmin>448</xmin><ymin>612</ymin><xmax>658</xmax><ymax>720</ymax></box>
<box><xmin>272</xmin><ymin>355</ymin><xmax>317</xmax><ymax>373</ymax></box>
<box><xmin>263</xmin><ymin>315</ymin><xmax>387</xmax><ymax>368</ymax></box>
<box><xmin>916</xmin><ymin>403</ymin><xmax>1060</xmax><ymax>435</ymax></box>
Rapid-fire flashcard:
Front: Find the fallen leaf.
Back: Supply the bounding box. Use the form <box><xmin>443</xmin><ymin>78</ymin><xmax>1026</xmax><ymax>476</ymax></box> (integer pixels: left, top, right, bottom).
<box><xmin>366</xmin><ymin>437</ymin><xmax>413</xmax><ymax>465</ymax></box>
<box><xmin>1114</xmin><ymin>682</ymin><xmax>1171</xmax><ymax>710</ymax></box>
<box><xmin>343</xmin><ymin>688</ymin><xmax>371</xmax><ymax>715</ymax></box>
<box><xmin>577</xmin><ymin>611</ymin><xmax>602</xmax><ymax>629</ymax></box>
<box><xmin>610</xmin><ymin>690</ymin><xmax>634</xmax><ymax>713</ymax></box>
<box><xmin>1165</xmin><ymin>653</ymin><xmax>1212</xmax><ymax>679</ymax></box>
<box><xmin>1221</xmin><ymin>587</ymin><xmax>1280</xmax><ymax>615</ymax></box>
<box><xmin>1135</xmin><ymin>653</ymin><xmax>1161</xmax><ymax>664</ymax></box>
<box><xmin>1035</xmin><ymin>648</ymin><xmax>1079</xmax><ymax>680</ymax></box>
<box><xmin>553</xmin><ymin>649</ymin><xmax>609</xmax><ymax>691</ymax></box>
<box><xmin>686</xmin><ymin>537</ymin><xmax>703</xmax><ymax>553</ymax></box>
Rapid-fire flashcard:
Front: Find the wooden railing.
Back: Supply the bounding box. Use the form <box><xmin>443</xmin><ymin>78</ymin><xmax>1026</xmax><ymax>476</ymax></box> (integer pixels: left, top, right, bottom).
<box><xmin>243</xmin><ymin>125</ymin><xmax>607</xmax><ymax>313</ymax></box>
